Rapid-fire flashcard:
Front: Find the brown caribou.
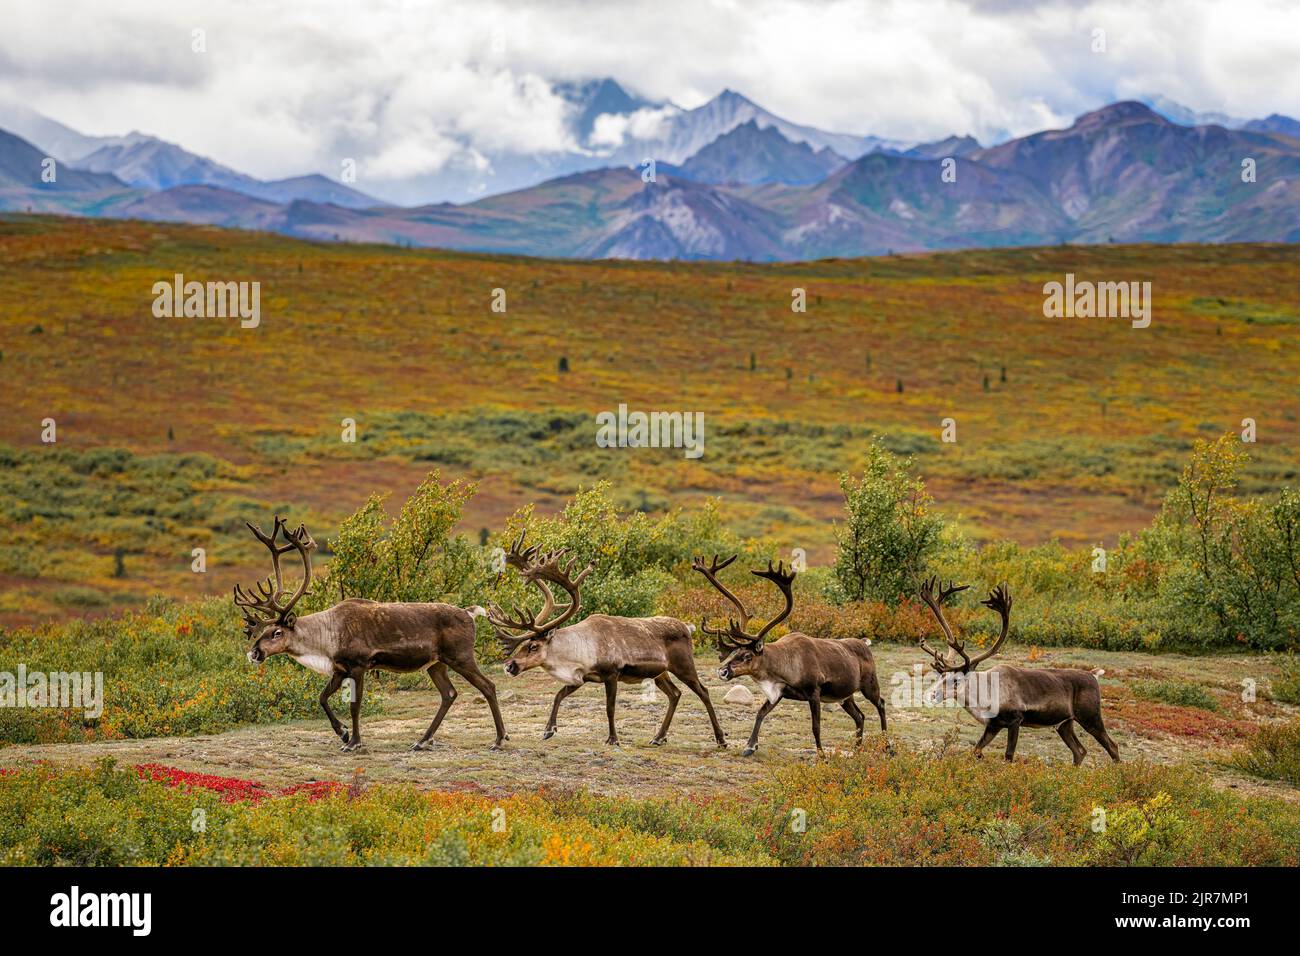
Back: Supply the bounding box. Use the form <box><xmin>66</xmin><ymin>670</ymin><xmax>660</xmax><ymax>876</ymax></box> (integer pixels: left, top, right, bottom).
<box><xmin>489</xmin><ymin>533</ymin><xmax>727</xmax><ymax>748</ymax></box>
<box><xmin>235</xmin><ymin>515</ymin><xmax>507</xmax><ymax>752</ymax></box>
<box><xmin>693</xmin><ymin>554</ymin><xmax>886</xmax><ymax>757</ymax></box>
<box><xmin>916</xmin><ymin>578</ymin><xmax>1119</xmax><ymax>765</ymax></box>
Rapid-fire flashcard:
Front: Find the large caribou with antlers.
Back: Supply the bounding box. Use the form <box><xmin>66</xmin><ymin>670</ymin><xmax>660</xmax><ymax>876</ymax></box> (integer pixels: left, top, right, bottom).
<box><xmin>916</xmin><ymin>578</ymin><xmax>1119</xmax><ymax>765</ymax></box>
<box><xmin>693</xmin><ymin>554</ymin><xmax>886</xmax><ymax>756</ymax></box>
<box><xmin>489</xmin><ymin>533</ymin><xmax>727</xmax><ymax>748</ymax></box>
<box><xmin>235</xmin><ymin>515</ymin><xmax>507</xmax><ymax>752</ymax></box>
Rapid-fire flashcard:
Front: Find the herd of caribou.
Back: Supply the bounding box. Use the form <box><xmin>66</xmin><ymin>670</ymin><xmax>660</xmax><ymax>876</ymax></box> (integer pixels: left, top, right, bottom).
<box><xmin>236</xmin><ymin>517</ymin><xmax>1119</xmax><ymax>765</ymax></box>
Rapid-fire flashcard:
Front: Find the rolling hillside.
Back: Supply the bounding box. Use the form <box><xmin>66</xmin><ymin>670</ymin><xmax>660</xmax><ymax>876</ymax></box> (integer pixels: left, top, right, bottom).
<box><xmin>1</xmin><ymin>215</ymin><xmax>1296</xmax><ymax>625</ymax></box>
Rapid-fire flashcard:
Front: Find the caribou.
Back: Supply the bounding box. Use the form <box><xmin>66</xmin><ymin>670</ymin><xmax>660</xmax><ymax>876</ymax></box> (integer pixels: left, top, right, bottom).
<box><xmin>489</xmin><ymin>533</ymin><xmax>727</xmax><ymax>748</ymax></box>
<box><xmin>916</xmin><ymin>578</ymin><xmax>1120</xmax><ymax>765</ymax></box>
<box><xmin>235</xmin><ymin>515</ymin><xmax>508</xmax><ymax>752</ymax></box>
<box><xmin>693</xmin><ymin>554</ymin><xmax>886</xmax><ymax>757</ymax></box>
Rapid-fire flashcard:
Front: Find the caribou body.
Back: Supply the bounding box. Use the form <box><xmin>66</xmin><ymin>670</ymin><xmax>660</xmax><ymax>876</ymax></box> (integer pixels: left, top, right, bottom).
<box><xmin>236</xmin><ymin>516</ymin><xmax>507</xmax><ymax>752</ymax></box>
<box><xmin>490</xmin><ymin>534</ymin><xmax>727</xmax><ymax>748</ymax></box>
<box><xmin>694</xmin><ymin>555</ymin><xmax>886</xmax><ymax>756</ymax></box>
<box><xmin>917</xmin><ymin>578</ymin><xmax>1119</xmax><ymax>765</ymax></box>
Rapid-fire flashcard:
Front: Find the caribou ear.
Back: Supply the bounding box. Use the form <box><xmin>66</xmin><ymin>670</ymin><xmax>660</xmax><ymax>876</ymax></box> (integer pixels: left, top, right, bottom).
<box><xmin>751</xmin><ymin>640</ymin><xmax>765</xmax><ymax>655</ymax></box>
<box><xmin>282</xmin><ymin>612</ymin><xmax>297</xmax><ymax>629</ymax></box>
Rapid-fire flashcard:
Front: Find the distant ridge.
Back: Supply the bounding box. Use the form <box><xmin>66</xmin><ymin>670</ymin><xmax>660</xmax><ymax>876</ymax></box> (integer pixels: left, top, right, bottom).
<box><xmin>3</xmin><ymin>95</ymin><xmax>1299</xmax><ymax>260</ymax></box>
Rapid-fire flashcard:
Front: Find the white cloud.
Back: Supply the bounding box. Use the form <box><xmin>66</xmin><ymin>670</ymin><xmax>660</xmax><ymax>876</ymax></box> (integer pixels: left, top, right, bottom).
<box><xmin>589</xmin><ymin>106</ymin><xmax>681</xmax><ymax>149</ymax></box>
<box><xmin>0</xmin><ymin>0</ymin><xmax>1296</xmax><ymax>199</ymax></box>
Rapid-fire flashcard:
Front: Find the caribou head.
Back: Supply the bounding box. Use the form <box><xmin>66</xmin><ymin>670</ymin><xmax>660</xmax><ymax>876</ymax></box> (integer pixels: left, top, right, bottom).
<box><xmin>487</xmin><ymin>531</ymin><xmax>593</xmax><ymax>675</ymax></box>
<box><xmin>916</xmin><ymin>577</ymin><xmax>1011</xmax><ymax>705</ymax></box>
<box><xmin>233</xmin><ymin>515</ymin><xmax>316</xmax><ymax>663</ymax></box>
<box><xmin>692</xmin><ymin>554</ymin><xmax>795</xmax><ymax>681</ymax></box>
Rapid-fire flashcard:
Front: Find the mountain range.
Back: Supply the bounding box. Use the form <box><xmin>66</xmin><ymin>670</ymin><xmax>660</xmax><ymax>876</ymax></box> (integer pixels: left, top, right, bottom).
<box><xmin>1</xmin><ymin>86</ymin><xmax>1298</xmax><ymax>261</ymax></box>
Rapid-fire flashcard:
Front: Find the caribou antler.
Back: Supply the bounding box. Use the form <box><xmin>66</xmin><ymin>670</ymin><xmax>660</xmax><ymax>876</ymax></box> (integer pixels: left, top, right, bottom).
<box><xmin>917</xmin><ymin>576</ymin><xmax>971</xmax><ymax>673</ymax></box>
<box><xmin>487</xmin><ymin>534</ymin><xmax>593</xmax><ymax>647</ymax></box>
<box><xmin>967</xmin><ymin>584</ymin><xmax>1012</xmax><ymax>668</ymax></box>
<box><xmin>233</xmin><ymin>515</ymin><xmax>316</xmax><ymax>628</ymax></box>
<box><xmin>691</xmin><ymin>554</ymin><xmax>753</xmax><ymax>651</ymax></box>
<box><xmin>916</xmin><ymin>577</ymin><xmax>1012</xmax><ymax>673</ymax></box>
<box><xmin>693</xmin><ymin>555</ymin><xmax>796</xmax><ymax>650</ymax></box>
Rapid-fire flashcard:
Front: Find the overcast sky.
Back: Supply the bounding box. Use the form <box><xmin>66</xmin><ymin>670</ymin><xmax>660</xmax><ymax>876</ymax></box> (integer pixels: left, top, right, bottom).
<box><xmin>3</xmin><ymin>0</ymin><xmax>1298</xmax><ymax>183</ymax></box>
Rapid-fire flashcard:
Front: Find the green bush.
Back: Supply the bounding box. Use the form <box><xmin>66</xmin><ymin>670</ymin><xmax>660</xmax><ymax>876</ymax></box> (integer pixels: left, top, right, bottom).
<box><xmin>830</xmin><ymin>442</ymin><xmax>945</xmax><ymax>605</ymax></box>
<box><xmin>1271</xmin><ymin>653</ymin><xmax>1300</xmax><ymax>704</ymax></box>
<box><xmin>312</xmin><ymin>470</ymin><xmax>483</xmax><ymax>608</ymax></box>
<box><xmin>496</xmin><ymin>482</ymin><xmax>743</xmax><ymax>625</ymax></box>
<box><xmin>1138</xmin><ymin>437</ymin><xmax>1300</xmax><ymax>649</ymax></box>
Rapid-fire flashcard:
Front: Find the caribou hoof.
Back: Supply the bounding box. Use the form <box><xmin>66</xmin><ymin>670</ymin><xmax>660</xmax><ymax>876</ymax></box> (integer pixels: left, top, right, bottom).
<box><xmin>339</xmin><ymin>730</ymin><xmax>351</xmax><ymax>744</ymax></box>
<box><xmin>340</xmin><ymin>740</ymin><xmax>364</xmax><ymax>753</ymax></box>
<box><xmin>741</xmin><ymin>746</ymin><xmax>757</xmax><ymax>757</ymax></box>
<box><xmin>541</xmin><ymin>728</ymin><xmax>557</xmax><ymax>740</ymax></box>
<box><xmin>409</xmin><ymin>741</ymin><xmax>431</xmax><ymax>752</ymax></box>
<box><xmin>649</xmin><ymin>736</ymin><xmax>667</xmax><ymax>746</ymax></box>
<box><xmin>606</xmin><ymin>737</ymin><xmax>621</xmax><ymax>747</ymax></box>
<box><xmin>716</xmin><ymin>740</ymin><xmax>728</xmax><ymax>750</ymax></box>
<box><xmin>489</xmin><ymin>741</ymin><xmax>505</xmax><ymax>751</ymax></box>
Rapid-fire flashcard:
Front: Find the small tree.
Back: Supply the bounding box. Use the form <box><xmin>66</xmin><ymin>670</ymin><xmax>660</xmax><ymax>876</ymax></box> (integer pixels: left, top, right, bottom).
<box><xmin>831</xmin><ymin>443</ymin><xmax>944</xmax><ymax>604</ymax></box>
<box><xmin>1144</xmin><ymin>436</ymin><xmax>1300</xmax><ymax>647</ymax></box>
<box><xmin>322</xmin><ymin>470</ymin><xmax>480</xmax><ymax>605</ymax></box>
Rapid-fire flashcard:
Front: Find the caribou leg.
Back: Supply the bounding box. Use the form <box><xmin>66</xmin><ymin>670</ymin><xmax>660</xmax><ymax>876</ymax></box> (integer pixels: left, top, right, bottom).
<box><xmin>1004</xmin><ymin>721</ymin><xmax>1021</xmax><ymax>761</ymax></box>
<box><xmin>603</xmin><ymin>678</ymin><xmax>621</xmax><ymax>746</ymax></box>
<box><xmin>1057</xmin><ymin>720</ymin><xmax>1088</xmax><ymax>766</ymax></box>
<box><xmin>840</xmin><ymin>698</ymin><xmax>866</xmax><ymax>747</ymax></box>
<box><xmin>678</xmin><ymin>672</ymin><xmax>727</xmax><ymax>748</ymax></box>
<box><xmin>650</xmin><ymin>674</ymin><xmax>681</xmax><ymax>745</ymax></box>
<box><xmin>743</xmin><ymin>698</ymin><xmax>779</xmax><ymax>756</ymax></box>
<box><xmin>341</xmin><ymin>668</ymin><xmax>365</xmax><ymax>752</ymax></box>
<box><xmin>808</xmin><ymin>690</ymin><xmax>824</xmax><ymax>755</ymax></box>
<box><xmin>411</xmin><ymin>662</ymin><xmax>457</xmax><ymax>751</ymax></box>
<box><xmin>1078</xmin><ymin>715</ymin><xmax>1121</xmax><ymax>762</ymax></box>
<box><xmin>319</xmin><ymin>672</ymin><xmax>347</xmax><ymax>742</ymax></box>
<box><xmin>448</xmin><ymin>659</ymin><xmax>508</xmax><ymax>749</ymax></box>
<box><xmin>972</xmin><ymin>722</ymin><xmax>1002</xmax><ymax>758</ymax></box>
<box><xmin>544</xmin><ymin>684</ymin><xmax>581</xmax><ymax>740</ymax></box>
<box><xmin>862</xmin><ymin>678</ymin><xmax>887</xmax><ymax>731</ymax></box>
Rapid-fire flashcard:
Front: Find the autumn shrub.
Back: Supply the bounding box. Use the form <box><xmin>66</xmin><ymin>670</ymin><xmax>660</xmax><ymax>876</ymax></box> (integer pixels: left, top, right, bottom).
<box><xmin>1132</xmin><ymin>680</ymin><xmax>1220</xmax><ymax>712</ymax></box>
<box><xmin>0</xmin><ymin>760</ymin><xmax>770</xmax><ymax>867</ymax></box>
<box><xmin>1232</xmin><ymin>718</ymin><xmax>1300</xmax><ymax>785</ymax></box>
<box><xmin>4</xmin><ymin>750</ymin><xmax>1298</xmax><ymax>867</ymax></box>
<box><xmin>752</xmin><ymin>742</ymin><xmax>1300</xmax><ymax>866</ymax></box>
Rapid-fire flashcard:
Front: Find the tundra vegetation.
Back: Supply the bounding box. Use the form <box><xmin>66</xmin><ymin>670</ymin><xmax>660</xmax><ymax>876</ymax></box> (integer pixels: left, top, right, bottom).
<box><xmin>1</xmin><ymin>218</ymin><xmax>1298</xmax><ymax>865</ymax></box>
